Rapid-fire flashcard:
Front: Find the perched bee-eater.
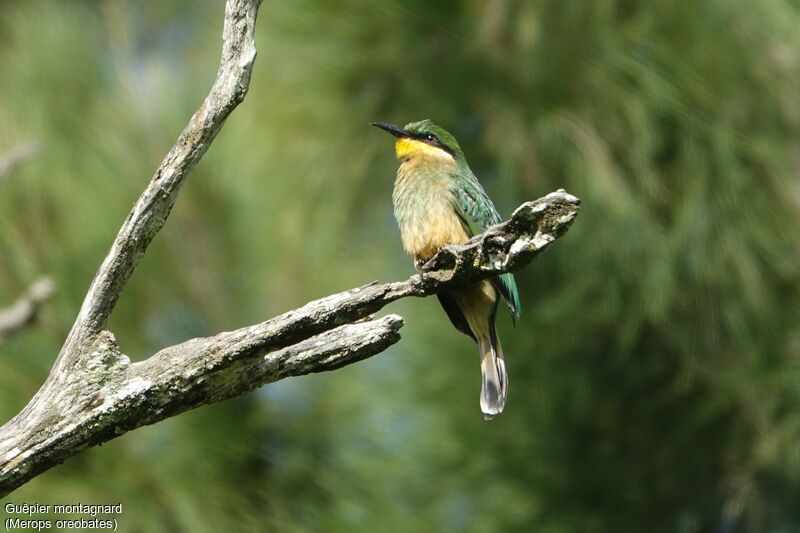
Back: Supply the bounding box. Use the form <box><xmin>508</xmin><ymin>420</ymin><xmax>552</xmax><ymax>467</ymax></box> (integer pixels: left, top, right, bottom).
<box><xmin>372</xmin><ymin>119</ymin><xmax>520</xmax><ymax>420</ymax></box>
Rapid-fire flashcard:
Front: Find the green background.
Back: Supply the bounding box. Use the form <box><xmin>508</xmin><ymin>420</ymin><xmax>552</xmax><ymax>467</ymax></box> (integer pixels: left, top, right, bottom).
<box><xmin>2</xmin><ymin>0</ymin><xmax>800</xmax><ymax>531</ymax></box>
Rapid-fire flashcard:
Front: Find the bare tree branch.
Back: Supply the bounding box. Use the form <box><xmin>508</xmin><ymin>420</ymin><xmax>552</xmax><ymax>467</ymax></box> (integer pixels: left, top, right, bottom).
<box><xmin>60</xmin><ymin>0</ymin><xmax>260</xmax><ymax>365</ymax></box>
<box><xmin>0</xmin><ymin>0</ymin><xmax>580</xmax><ymax>498</ymax></box>
<box><xmin>1</xmin><ymin>0</ymin><xmax>264</xmax><ymax>498</ymax></box>
<box><xmin>0</xmin><ymin>277</ymin><xmax>55</xmax><ymax>342</ymax></box>
<box><xmin>0</xmin><ymin>141</ymin><xmax>40</xmax><ymax>182</ymax></box>
<box><xmin>0</xmin><ymin>316</ymin><xmax>403</xmax><ymax>496</ymax></box>
<box><xmin>0</xmin><ymin>188</ymin><xmax>578</xmax><ymax>496</ymax></box>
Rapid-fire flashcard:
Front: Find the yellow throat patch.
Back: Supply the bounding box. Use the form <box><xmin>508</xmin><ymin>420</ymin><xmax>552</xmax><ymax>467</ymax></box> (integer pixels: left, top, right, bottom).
<box><xmin>395</xmin><ymin>138</ymin><xmax>453</xmax><ymax>161</ymax></box>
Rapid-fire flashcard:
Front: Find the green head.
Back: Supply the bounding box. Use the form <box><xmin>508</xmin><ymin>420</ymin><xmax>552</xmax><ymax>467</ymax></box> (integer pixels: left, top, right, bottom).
<box><xmin>371</xmin><ymin>119</ymin><xmax>465</xmax><ymax>162</ymax></box>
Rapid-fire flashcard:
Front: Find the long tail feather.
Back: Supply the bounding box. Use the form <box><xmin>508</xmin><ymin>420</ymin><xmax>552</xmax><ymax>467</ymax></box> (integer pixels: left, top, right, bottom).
<box><xmin>452</xmin><ymin>280</ymin><xmax>508</xmax><ymax>420</ymax></box>
<box><xmin>479</xmin><ymin>333</ymin><xmax>507</xmax><ymax>420</ymax></box>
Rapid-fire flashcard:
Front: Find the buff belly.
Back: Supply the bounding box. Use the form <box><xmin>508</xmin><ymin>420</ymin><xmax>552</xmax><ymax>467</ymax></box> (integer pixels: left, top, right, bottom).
<box><xmin>392</xmin><ymin>162</ymin><xmax>468</xmax><ymax>263</ymax></box>
<box><xmin>394</xmin><ymin>190</ymin><xmax>496</xmax><ymax>338</ymax></box>
<box><xmin>397</xmin><ymin>200</ymin><xmax>468</xmax><ymax>262</ymax></box>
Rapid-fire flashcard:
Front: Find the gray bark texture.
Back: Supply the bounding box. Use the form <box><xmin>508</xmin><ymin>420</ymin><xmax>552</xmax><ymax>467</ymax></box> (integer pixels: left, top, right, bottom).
<box><xmin>0</xmin><ymin>0</ymin><xmax>580</xmax><ymax>498</ymax></box>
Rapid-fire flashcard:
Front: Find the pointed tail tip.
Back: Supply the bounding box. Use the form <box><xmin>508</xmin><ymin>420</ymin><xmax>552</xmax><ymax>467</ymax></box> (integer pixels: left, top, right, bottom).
<box><xmin>482</xmin><ymin>401</ymin><xmax>506</xmax><ymax>421</ymax></box>
<box><xmin>480</xmin><ymin>399</ymin><xmax>504</xmax><ymax>421</ymax></box>
<box><xmin>479</xmin><ymin>337</ymin><xmax>507</xmax><ymax>421</ymax></box>
<box><xmin>480</xmin><ymin>387</ymin><xmax>505</xmax><ymax>421</ymax></box>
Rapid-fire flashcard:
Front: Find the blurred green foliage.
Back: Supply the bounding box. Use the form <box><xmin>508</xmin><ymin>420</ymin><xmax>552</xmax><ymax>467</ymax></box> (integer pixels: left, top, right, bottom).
<box><xmin>2</xmin><ymin>0</ymin><xmax>800</xmax><ymax>531</ymax></box>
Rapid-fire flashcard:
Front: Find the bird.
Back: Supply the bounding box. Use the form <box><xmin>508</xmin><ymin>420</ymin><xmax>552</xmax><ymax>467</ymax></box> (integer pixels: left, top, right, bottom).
<box><xmin>372</xmin><ymin>119</ymin><xmax>520</xmax><ymax>420</ymax></box>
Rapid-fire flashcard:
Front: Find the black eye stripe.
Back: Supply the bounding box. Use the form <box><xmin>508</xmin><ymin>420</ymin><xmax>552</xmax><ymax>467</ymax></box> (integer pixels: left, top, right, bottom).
<box><xmin>414</xmin><ymin>132</ymin><xmax>439</xmax><ymax>144</ymax></box>
<box><xmin>409</xmin><ymin>131</ymin><xmax>454</xmax><ymax>156</ymax></box>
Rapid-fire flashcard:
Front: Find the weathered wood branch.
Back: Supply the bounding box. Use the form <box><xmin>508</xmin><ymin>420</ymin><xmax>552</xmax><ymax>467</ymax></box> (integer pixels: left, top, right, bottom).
<box><xmin>0</xmin><ymin>0</ymin><xmax>265</xmax><ymax>498</ymax></box>
<box><xmin>0</xmin><ymin>0</ymin><xmax>580</xmax><ymax>498</ymax></box>
<box><xmin>58</xmin><ymin>0</ymin><xmax>261</xmax><ymax>370</ymax></box>
<box><xmin>0</xmin><ymin>277</ymin><xmax>55</xmax><ymax>342</ymax></box>
<box><xmin>0</xmin><ymin>316</ymin><xmax>403</xmax><ymax>497</ymax></box>
<box><xmin>0</xmin><ymin>188</ymin><xmax>578</xmax><ymax>496</ymax></box>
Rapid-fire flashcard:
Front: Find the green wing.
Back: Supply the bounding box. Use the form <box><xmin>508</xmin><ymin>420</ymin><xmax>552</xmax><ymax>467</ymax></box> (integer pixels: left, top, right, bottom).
<box><xmin>450</xmin><ymin>175</ymin><xmax>521</xmax><ymax>322</ymax></box>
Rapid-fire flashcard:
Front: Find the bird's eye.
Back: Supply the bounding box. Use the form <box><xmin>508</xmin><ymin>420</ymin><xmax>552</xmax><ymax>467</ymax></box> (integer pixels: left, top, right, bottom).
<box><xmin>425</xmin><ymin>134</ymin><xmax>437</xmax><ymax>143</ymax></box>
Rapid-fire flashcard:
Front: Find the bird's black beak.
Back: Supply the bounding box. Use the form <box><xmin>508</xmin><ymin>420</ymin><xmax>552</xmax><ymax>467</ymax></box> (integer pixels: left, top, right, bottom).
<box><xmin>370</xmin><ymin>122</ymin><xmax>409</xmax><ymax>138</ymax></box>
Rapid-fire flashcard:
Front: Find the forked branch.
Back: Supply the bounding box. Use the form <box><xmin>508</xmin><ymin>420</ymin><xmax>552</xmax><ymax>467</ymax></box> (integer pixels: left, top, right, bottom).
<box><xmin>0</xmin><ymin>0</ymin><xmax>579</xmax><ymax>498</ymax></box>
